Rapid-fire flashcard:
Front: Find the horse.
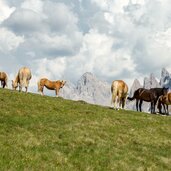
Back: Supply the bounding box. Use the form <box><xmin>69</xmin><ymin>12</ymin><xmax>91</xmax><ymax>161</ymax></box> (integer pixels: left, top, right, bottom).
<box><xmin>12</xmin><ymin>67</ymin><xmax>32</xmax><ymax>93</ymax></box>
<box><xmin>37</xmin><ymin>78</ymin><xmax>66</xmax><ymax>97</ymax></box>
<box><xmin>127</xmin><ymin>87</ymin><xmax>168</xmax><ymax>114</ymax></box>
<box><xmin>111</xmin><ymin>80</ymin><xmax>128</xmax><ymax>110</ymax></box>
<box><xmin>0</xmin><ymin>72</ymin><xmax>8</xmax><ymax>88</ymax></box>
<box><xmin>157</xmin><ymin>92</ymin><xmax>171</xmax><ymax>115</ymax></box>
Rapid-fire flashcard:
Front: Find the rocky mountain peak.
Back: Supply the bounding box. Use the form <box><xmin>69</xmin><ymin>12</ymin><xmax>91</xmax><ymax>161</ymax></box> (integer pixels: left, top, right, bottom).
<box><xmin>129</xmin><ymin>79</ymin><xmax>142</xmax><ymax>97</ymax></box>
<box><xmin>143</xmin><ymin>73</ymin><xmax>161</xmax><ymax>89</ymax></box>
<box><xmin>160</xmin><ymin>68</ymin><xmax>171</xmax><ymax>88</ymax></box>
<box><xmin>161</xmin><ymin>68</ymin><xmax>170</xmax><ymax>78</ymax></box>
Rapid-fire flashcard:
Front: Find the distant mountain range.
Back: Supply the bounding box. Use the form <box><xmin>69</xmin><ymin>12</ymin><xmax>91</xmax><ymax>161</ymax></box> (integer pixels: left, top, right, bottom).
<box><xmin>59</xmin><ymin>68</ymin><xmax>171</xmax><ymax>112</ymax></box>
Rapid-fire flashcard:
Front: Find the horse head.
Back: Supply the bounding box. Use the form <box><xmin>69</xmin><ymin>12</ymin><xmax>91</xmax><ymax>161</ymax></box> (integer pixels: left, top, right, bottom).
<box><xmin>12</xmin><ymin>80</ymin><xmax>18</xmax><ymax>90</ymax></box>
<box><xmin>162</xmin><ymin>87</ymin><xmax>169</xmax><ymax>95</ymax></box>
<box><xmin>60</xmin><ymin>80</ymin><xmax>66</xmax><ymax>88</ymax></box>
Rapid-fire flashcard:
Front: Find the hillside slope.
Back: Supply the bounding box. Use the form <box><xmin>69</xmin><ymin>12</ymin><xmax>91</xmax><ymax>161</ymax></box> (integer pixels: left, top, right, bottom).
<box><xmin>0</xmin><ymin>89</ymin><xmax>171</xmax><ymax>170</ymax></box>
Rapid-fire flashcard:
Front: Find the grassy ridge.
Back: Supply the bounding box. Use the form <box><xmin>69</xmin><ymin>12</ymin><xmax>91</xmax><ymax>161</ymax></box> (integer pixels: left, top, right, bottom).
<box><xmin>0</xmin><ymin>88</ymin><xmax>171</xmax><ymax>170</ymax></box>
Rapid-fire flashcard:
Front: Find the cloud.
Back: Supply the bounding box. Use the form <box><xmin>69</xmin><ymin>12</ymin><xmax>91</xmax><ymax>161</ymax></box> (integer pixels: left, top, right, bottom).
<box><xmin>0</xmin><ymin>27</ymin><xmax>24</xmax><ymax>52</ymax></box>
<box><xmin>0</xmin><ymin>0</ymin><xmax>15</xmax><ymax>23</ymax></box>
<box><xmin>1</xmin><ymin>0</ymin><xmax>171</xmax><ymax>91</ymax></box>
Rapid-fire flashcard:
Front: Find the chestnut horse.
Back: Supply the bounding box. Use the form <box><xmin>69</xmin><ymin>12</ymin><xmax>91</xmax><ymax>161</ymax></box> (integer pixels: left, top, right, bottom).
<box><xmin>111</xmin><ymin>80</ymin><xmax>128</xmax><ymax>110</ymax></box>
<box><xmin>128</xmin><ymin>88</ymin><xmax>168</xmax><ymax>114</ymax></box>
<box><xmin>157</xmin><ymin>92</ymin><xmax>171</xmax><ymax>115</ymax></box>
<box><xmin>38</xmin><ymin>78</ymin><xmax>66</xmax><ymax>97</ymax></box>
<box><xmin>0</xmin><ymin>72</ymin><xmax>8</xmax><ymax>88</ymax></box>
<box><xmin>12</xmin><ymin>67</ymin><xmax>32</xmax><ymax>92</ymax></box>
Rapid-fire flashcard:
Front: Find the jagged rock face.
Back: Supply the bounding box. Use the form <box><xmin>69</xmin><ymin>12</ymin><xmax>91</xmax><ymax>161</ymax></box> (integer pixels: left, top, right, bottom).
<box><xmin>160</xmin><ymin>68</ymin><xmax>171</xmax><ymax>89</ymax></box>
<box><xmin>76</xmin><ymin>72</ymin><xmax>111</xmax><ymax>106</ymax></box>
<box><xmin>126</xmin><ymin>79</ymin><xmax>150</xmax><ymax>113</ymax></box>
<box><xmin>59</xmin><ymin>72</ymin><xmax>111</xmax><ymax>106</ymax></box>
<box><xmin>143</xmin><ymin>74</ymin><xmax>161</xmax><ymax>89</ymax></box>
<box><xmin>59</xmin><ymin>68</ymin><xmax>171</xmax><ymax>113</ymax></box>
<box><xmin>126</xmin><ymin>79</ymin><xmax>142</xmax><ymax>110</ymax></box>
<box><xmin>58</xmin><ymin>81</ymin><xmax>79</xmax><ymax>100</ymax></box>
<box><xmin>129</xmin><ymin>79</ymin><xmax>142</xmax><ymax>97</ymax></box>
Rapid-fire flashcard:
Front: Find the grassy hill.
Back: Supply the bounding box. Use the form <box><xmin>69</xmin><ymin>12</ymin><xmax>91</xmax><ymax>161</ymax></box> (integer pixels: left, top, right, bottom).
<box><xmin>0</xmin><ymin>88</ymin><xmax>171</xmax><ymax>170</ymax></box>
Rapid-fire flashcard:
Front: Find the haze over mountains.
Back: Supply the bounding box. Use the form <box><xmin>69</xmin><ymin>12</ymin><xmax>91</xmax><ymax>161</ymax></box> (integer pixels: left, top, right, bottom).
<box><xmin>59</xmin><ymin>68</ymin><xmax>171</xmax><ymax>112</ymax></box>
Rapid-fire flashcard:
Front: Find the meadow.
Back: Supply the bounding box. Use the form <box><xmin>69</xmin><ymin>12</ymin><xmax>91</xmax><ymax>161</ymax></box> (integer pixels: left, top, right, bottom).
<box><xmin>0</xmin><ymin>88</ymin><xmax>171</xmax><ymax>170</ymax></box>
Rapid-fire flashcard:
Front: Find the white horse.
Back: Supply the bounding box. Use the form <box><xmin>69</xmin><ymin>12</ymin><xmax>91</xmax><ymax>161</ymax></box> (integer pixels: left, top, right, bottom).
<box><xmin>12</xmin><ymin>67</ymin><xmax>32</xmax><ymax>92</ymax></box>
<box><xmin>111</xmin><ymin>80</ymin><xmax>128</xmax><ymax>110</ymax></box>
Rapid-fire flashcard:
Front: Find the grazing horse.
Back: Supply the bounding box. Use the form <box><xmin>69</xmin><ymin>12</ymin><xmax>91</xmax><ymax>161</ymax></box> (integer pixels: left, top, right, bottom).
<box><xmin>157</xmin><ymin>92</ymin><xmax>171</xmax><ymax>115</ymax></box>
<box><xmin>37</xmin><ymin>78</ymin><xmax>66</xmax><ymax>97</ymax></box>
<box><xmin>12</xmin><ymin>67</ymin><xmax>32</xmax><ymax>92</ymax></box>
<box><xmin>111</xmin><ymin>80</ymin><xmax>128</xmax><ymax>110</ymax></box>
<box><xmin>128</xmin><ymin>88</ymin><xmax>168</xmax><ymax>114</ymax></box>
<box><xmin>0</xmin><ymin>72</ymin><xmax>8</xmax><ymax>88</ymax></box>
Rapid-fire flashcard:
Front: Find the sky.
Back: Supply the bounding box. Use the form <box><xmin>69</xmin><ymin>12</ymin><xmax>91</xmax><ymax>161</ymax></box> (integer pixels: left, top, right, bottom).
<box><xmin>0</xmin><ymin>0</ymin><xmax>171</xmax><ymax>92</ymax></box>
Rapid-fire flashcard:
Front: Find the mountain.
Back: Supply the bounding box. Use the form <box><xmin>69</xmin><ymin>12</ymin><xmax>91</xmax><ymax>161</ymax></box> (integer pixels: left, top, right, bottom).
<box><xmin>59</xmin><ymin>68</ymin><xmax>171</xmax><ymax>112</ymax></box>
<box><xmin>126</xmin><ymin>79</ymin><xmax>142</xmax><ymax>111</ymax></box>
<box><xmin>160</xmin><ymin>68</ymin><xmax>171</xmax><ymax>88</ymax></box>
<box><xmin>143</xmin><ymin>73</ymin><xmax>161</xmax><ymax>89</ymax></box>
<box><xmin>59</xmin><ymin>72</ymin><xmax>111</xmax><ymax>106</ymax></box>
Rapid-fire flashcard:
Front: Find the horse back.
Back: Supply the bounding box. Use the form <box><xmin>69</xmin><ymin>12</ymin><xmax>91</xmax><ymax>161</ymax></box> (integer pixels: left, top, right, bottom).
<box><xmin>18</xmin><ymin>67</ymin><xmax>32</xmax><ymax>81</ymax></box>
<box><xmin>40</xmin><ymin>78</ymin><xmax>60</xmax><ymax>90</ymax></box>
<box><xmin>111</xmin><ymin>80</ymin><xmax>128</xmax><ymax>97</ymax></box>
<box><xmin>0</xmin><ymin>72</ymin><xmax>7</xmax><ymax>80</ymax></box>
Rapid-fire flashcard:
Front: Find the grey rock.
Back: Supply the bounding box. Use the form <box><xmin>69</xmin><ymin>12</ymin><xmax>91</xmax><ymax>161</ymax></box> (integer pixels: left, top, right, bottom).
<box><xmin>160</xmin><ymin>68</ymin><xmax>171</xmax><ymax>89</ymax></box>
<box><xmin>59</xmin><ymin>68</ymin><xmax>171</xmax><ymax>113</ymax></box>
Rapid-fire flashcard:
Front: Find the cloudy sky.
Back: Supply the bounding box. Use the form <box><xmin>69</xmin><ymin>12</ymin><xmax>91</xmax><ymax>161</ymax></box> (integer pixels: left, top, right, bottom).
<box><xmin>0</xmin><ymin>0</ymin><xmax>171</xmax><ymax>92</ymax></box>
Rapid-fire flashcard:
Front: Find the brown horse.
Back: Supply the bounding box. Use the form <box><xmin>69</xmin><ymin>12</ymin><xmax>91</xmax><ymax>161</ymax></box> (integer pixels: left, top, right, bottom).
<box><xmin>111</xmin><ymin>80</ymin><xmax>128</xmax><ymax>110</ymax></box>
<box><xmin>157</xmin><ymin>92</ymin><xmax>171</xmax><ymax>115</ymax></box>
<box><xmin>0</xmin><ymin>72</ymin><xmax>8</xmax><ymax>88</ymax></box>
<box><xmin>12</xmin><ymin>67</ymin><xmax>32</xmax><ymax>92</ymax></box>
<box><xmin>128</xmin><ymin>88</ymin><xmax>168</xmax><ymax>114</ymax></box>
<box><xmin>38</xmin><ymin>78</ymin><xmax>66</xmax><ymax>97</ymax></box>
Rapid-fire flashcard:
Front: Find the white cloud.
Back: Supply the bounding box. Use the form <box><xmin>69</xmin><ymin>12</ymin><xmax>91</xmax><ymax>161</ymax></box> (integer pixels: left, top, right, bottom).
<box><xmin>0</xmin><ymin>27</ymin><xmax>24</xmax><ymax>52</ymax></box>
<box><xmin>0</xmin><ymin>0</ymin><xmax>15</xmax><ymax>23</ymax></box>
<box><xmin>1</xmin><ymin>0</ymin><xmax>171</xmax><ymax>91</ymax></box>
<box><xmin>21</xmin><ymin>0</ymin><xmax>43</xmax><ymax>14</ymax></box>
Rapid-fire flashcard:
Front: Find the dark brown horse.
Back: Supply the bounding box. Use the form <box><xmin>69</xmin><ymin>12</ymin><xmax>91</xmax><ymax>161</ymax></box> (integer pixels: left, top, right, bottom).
<box><xmin>128</xmin><ymin>88</ymin><xmax>168</xmax><ymax>114</ymax></box>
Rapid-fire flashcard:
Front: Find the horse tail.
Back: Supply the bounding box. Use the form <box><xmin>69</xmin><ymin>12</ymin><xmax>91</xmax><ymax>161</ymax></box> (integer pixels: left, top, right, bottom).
<box><xmin>111</xmin><ymin>81</ymin><xmax>118</xmax><ymax>105</ymax></box>
<box><xmin>127</xmin><ymin>95</ymin><xmax>135</xmax><ymax>101</ymax></box>
<box><xmin>37</xmin><ymin>79</ymin><xmax>41</xmax><ymax>92</ymax></box>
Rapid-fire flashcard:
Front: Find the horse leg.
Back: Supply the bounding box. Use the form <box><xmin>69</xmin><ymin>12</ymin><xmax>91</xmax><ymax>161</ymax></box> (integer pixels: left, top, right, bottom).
<box><xmin>117</xmin><ymin>96</ymin><xmax>121</xmax><ymax>110</ymax></box>
<box><xmin>166</xmin><ymin>105</ymin><xmax>169</xmax><ymax>115</ymax></box>
<box><xmin>139</xmin><ymin>100</ymin><xmax>143</xmax><ymax>112</ymax></box>
<box><xmin>56</xmin><ymin>88</ymin><xmax>59</xmax><ymax>97</ymax></box>
<box><xmin>151</xmin><ymin>101</ymin><xmax>155</xmax><ymax>114</ymax></box>
<box><xmin>158</xmin><ymin>102</ymin><xmax>162</xmax><ymax>114</ymax></box>
<box><xmin>111</xmin><ymin>93</ymin><xmax>116</xmax><ymax>109</ymax></box>
<box><xmin>2</xmin><ymin>81</ymin><xmax>5</xmax><ymax>88</ymax></box>
<box><xmin>112</xmin><ymin>94</ymin><xmax>117</xmax><ymax>110</ymax></box>
<box><xmin>136</xmin><ymin>99</ymin><xmax>139</xmax><ymax>112</ymax></box>
<box><xmin>40</xmin><ymin>86</ymin><xmax>44</xmax><ymax>96</ymax></box>
<box><xmin>122</xmin><ymin>97</ymin><xmax>126</xmax><ymax>109</ymax></box>
<box><xmin>153</xmin><ymin>100</ymin><xmax>157</xmax><ymax>114</ymax></box>
<box><xmin>19</xmin><ymin>84</ymin><xmax>22</xmax><ymax>92</ymax></box>
<box><xmin>25</xmin><ymin>86</ymin><xmax>28</xmax><ymax>93</ymax></box>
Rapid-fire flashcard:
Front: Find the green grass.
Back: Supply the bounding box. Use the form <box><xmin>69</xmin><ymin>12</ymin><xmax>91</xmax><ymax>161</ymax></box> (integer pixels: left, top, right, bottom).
<box><xmin>0</xmin><ymin>88</ymin><xmax>171</xmax><ymax>170</ymax></box>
